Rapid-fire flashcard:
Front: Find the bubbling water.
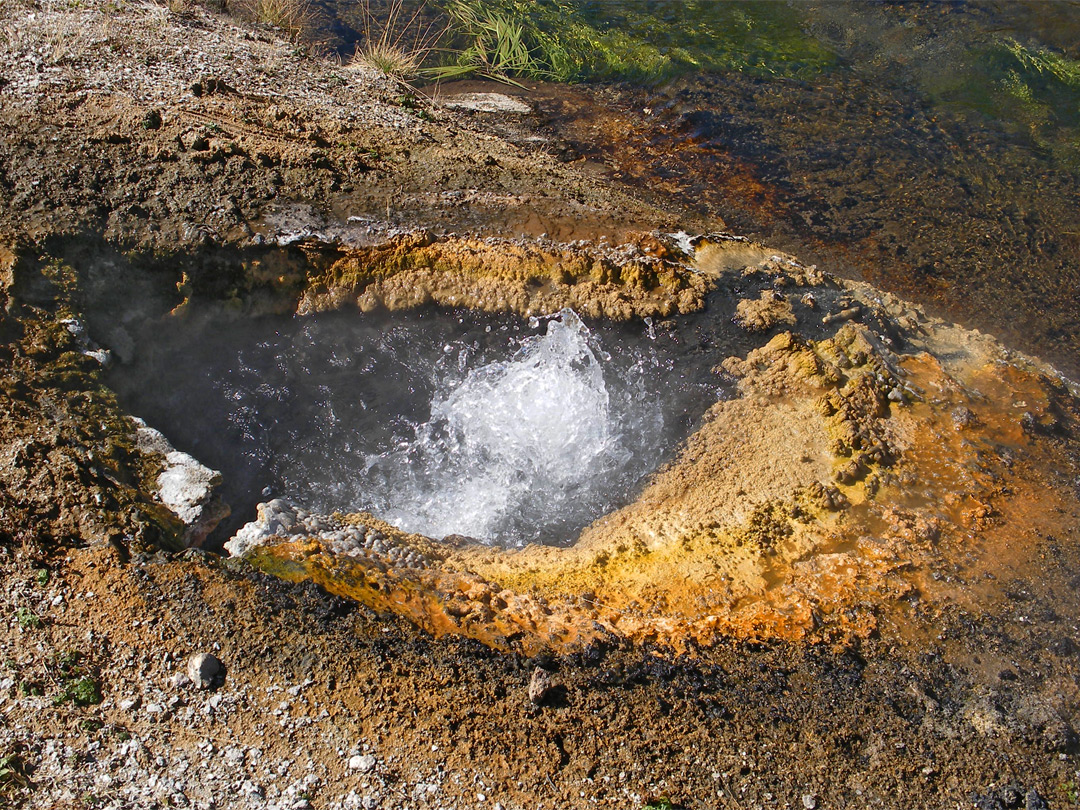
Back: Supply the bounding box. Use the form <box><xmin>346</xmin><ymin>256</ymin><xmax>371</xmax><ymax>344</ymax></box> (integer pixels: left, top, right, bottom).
<box><xmin>363</xmin><ymin>309</ymin><xmax>654</xmax><ymax>544</ymax></box>
<box><xmin>106</xmin><ymin>304</ymin><xmax>730</xmax><ymax>549</ymax></box>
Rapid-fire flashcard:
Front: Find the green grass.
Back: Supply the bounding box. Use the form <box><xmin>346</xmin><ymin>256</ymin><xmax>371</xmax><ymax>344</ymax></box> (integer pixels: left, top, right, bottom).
<box><xmin>425</xmin><ymin>1</ymin><xmax>549</xmax><ymax>85</ymax></box>
<box><xmin>927</xmin><ymin>37</ymin><xmax>1080</xmax><ymax>171</ymax></box>
<box><xmin>426</xmin><ymin>0</ymin><xmax>837</xmax><ymax>85</ymax></box>
<box><xmin>53</xmin><ymin>676</ymin><xmax>102</xmax><ymax>707</ymax></box>
<box><xmin>17</xmin><ymin>680</ymin><xmax>43</xmax><ymax>698</ymax></box>
<box><xmin>1061</xmin><ymin>780</ymin><xmax>1080</xmax><ymax>805</ymax></box>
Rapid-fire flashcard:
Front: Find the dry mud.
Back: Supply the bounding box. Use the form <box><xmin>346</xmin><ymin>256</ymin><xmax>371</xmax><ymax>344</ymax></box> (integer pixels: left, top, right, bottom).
<box><xmin>2</xmin><ymin>2</ymin><xmax>1080</xmax><ymax>810</ymax></box>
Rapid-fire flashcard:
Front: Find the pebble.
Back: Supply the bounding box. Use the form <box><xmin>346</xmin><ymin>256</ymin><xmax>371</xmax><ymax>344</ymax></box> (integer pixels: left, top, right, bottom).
<box><xmin>187</xmin><ymin>652</ymin><xmax>223</xmax><ymax>689</ymax></box>
<box><xmin>528</xmin><ymin>667</ymin><xmax>553</xmax><ymax>705</ymax></box>
<box><xmin>802</xmin><ymin>794</ymin><xmax>817</xmax><ymax>810</ymax></box>
<box><xmin>349</xmin><ymin>754</ymin><xmax>377</xmax><ymax>773</ymax></box>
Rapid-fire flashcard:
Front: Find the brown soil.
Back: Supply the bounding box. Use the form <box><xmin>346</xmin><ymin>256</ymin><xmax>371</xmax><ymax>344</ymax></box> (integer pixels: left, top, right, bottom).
<box><xmin>2</xmin><ymin>3</ymin><xmax>1080</xmax><ymax>810</ymax></box>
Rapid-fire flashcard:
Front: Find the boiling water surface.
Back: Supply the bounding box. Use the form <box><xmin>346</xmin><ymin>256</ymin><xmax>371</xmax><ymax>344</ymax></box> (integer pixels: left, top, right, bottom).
<box><xmin>108</xmin><ymin>307</ymin><xmax>728</xmax><ymax>547</ymax></box>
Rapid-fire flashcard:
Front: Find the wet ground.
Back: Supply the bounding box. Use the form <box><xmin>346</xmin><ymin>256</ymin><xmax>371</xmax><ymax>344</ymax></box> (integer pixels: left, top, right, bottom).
<box><xmin>537</xmin><ymin>2</ymin><xmax>1080</xmax><ymax>378</ymax></box>
<box><xmin>327</xmin><ymin>1</ymin><xmax>1080</xmax><ymax>378</ymax></box>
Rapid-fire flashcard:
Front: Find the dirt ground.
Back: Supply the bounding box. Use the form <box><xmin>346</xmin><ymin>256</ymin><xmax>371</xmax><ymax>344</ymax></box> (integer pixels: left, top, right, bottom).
<box><xmin>2</xmin><ymin>2</ymin><xmax>1080</xmax><ymax>809</ymax></box>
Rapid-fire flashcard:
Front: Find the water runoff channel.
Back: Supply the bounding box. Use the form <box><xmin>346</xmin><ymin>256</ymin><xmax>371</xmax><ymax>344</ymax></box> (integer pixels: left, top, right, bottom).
<box><xmin>106</xmin><ymin>302</ymin><xmax>751</xmax><ymax>549</ymax></box>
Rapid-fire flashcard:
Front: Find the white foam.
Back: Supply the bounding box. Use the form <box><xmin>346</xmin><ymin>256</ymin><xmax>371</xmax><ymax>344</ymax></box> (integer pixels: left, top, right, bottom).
<box><xmin>364</xmin><ymin>309</ymin><xmax>654</xmax><ymax>545</ymax></box>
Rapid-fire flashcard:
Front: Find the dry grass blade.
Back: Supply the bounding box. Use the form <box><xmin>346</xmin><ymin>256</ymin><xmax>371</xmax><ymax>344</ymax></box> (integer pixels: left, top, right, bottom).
<box><xmin>242</xmin><ymin>0</ymin><xmax>315</xmax><ymax>42</ymax></box>
<box><xmin>350</xmin><ymin>0</ymin><xmax>443</xmax><ymax>82</ymax></box>
<box><xmin>356</xmin><ymin>41</ymin><xmax>422</xmax><ymax>79</ymax></box>
<box><xmin>0</xmin><ymin>750</ymin><xmax>30</xmax><ymax>799</ymax></box>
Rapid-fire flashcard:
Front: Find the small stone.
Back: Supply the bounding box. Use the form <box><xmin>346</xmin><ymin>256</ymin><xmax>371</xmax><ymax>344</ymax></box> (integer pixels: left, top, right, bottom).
<box><xmin>187</xmin><ymin>652</ymin><xmax>223</xmax><ymax>689</ymax></box>
<box><xmin>349</xmin><ymin>754</ymin><xmax>376</xmax><ymax>773</ymax></box>
<box><xmin>1026</xmin><ymin>789</ymin><xmax>1050</xmax><ymax>810</ymax></box>
<box><xmin>241</xmin><ymin>781</ymin><xmax>264</xmax><ymax>799</ymax></box>
<box><xmin>995</xmin><ymin>785</ymin><xmax>1024</xmax><ymax>808</ymax></box>
<box><xmin>951</xmin><ymin>406</ymin><xmax>975</xmax><ymax>429</ymax></box>
<box><xmin>802</xmin><ymin>795</ymin><xmax>818</xmax><ymax>810</ymax></box>
<box><xmin>528</xmin><ymin>666</ymin><xmax>552</xmax><ymax>705</ymax></box>
<box><xmin>1041</xmin><ymin>718</ymin><xmax>1077</xmax><ymax>752</ymax></box>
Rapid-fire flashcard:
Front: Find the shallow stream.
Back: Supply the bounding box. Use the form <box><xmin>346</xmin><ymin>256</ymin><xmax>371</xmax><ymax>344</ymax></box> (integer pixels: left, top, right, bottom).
<box><xmin>323</xmin><ymin>1</ymin><xmax>1080</xmax><ymax>377</ymax></box>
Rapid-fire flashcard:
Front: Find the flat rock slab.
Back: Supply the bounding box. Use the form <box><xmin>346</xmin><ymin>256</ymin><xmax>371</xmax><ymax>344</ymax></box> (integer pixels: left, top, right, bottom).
<box><xmin>441</xmin><ymin>92</ymin><xmax>532</xmax><ymax>114</ymax></box>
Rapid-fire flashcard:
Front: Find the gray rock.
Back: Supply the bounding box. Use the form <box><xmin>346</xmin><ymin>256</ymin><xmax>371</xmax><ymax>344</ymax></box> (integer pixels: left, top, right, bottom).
<box><xmin>442</xmin><ymin>92</ymin><xmax>531</xmax><ymax>114</ymax></box>
<box><xmin>348</xmin><ymin>754</ymin><xmax>377</xmax><ymax>773</ymax></box>
<box><xmin>225</xmin><ymin>498</ymin><xmax>302</xmax><ymax>557</ymax></box>
<box><xmin>187</xmin><ymin>652</ymin><xmax>222</xmax><ymax>689</ymax></box>
<box><xmin>802</xmin><ymin>795</ymin><xmax>818</xmax><ymax>810</ymax></box>
<box><xmin>134</xmin><ymin>419</ymin><xmax>230</xmax><ymax>547</ymax></box>
<box><xmin>1042</xmin><ymin>717</ymin><xmax>1077</xmax><ymax>752</ymax></box>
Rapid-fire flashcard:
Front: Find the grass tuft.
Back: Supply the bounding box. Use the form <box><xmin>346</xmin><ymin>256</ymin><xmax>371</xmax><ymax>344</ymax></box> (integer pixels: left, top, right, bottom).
<box><xmin>425</xmin><ymin>0</ymin><xmax>547</xmax><ymax>86</ymax></box>
<box><xmin>350</xmin><ymin>0</ymin><xmax>443</xmax><ymax>82</ymax></box>
<box><xmin>0</xmin><ymin>750</ymin><xmax>29</xmax><ymax>800</ymax></box>
<box><xmin>356</xmin><ymin>41</ymin><xmax>423</xmax><ymax>79</ymax></box>
<box><xmin>241</xmin><ymin>0</ymin><xmax>314</xmax><ymax>42</ymax></box>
